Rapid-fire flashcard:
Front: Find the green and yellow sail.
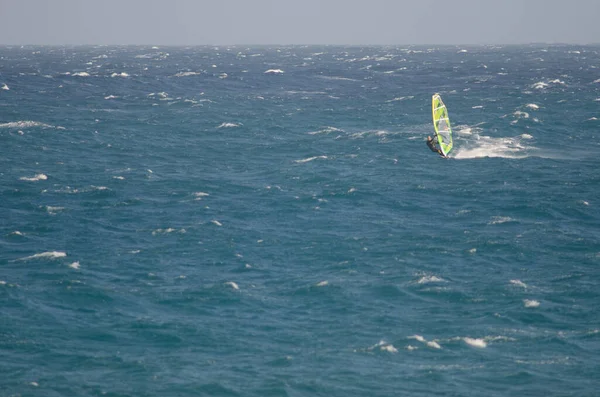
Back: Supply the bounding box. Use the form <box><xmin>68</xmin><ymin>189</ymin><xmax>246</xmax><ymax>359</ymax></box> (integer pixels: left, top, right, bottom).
<box><xmin>432</xmin><ymin>93</ymin><xmax>453</xmax><ymax>156</ymax></box>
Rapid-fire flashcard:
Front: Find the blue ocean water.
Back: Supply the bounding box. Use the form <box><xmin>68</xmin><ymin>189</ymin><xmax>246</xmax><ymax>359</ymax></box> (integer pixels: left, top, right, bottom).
<box><xmin>1</xmin><ymin>44</ymin><xmax>599</xmax><ymax>396</ymax></box>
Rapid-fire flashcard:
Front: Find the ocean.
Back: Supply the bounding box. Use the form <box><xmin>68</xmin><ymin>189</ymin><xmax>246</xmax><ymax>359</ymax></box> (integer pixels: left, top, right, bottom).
<box><xmin>1</xmin><ymin>44</ymin><xmax>599</xmax><ymax>396</ymax></box>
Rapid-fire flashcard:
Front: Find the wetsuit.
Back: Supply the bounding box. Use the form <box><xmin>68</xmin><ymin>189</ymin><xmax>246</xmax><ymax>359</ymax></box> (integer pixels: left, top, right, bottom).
<box><xmin>426</xmin><ymin>137</ymin><xmax>444</xmax><ymax>156</ymax></box>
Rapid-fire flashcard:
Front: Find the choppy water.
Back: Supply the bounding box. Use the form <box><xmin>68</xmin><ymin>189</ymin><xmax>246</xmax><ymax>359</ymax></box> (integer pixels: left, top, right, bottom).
<box><xmin>1</xmin><ymin>45</ymin><xmax>600</xmax><ymax>396</ymax></box>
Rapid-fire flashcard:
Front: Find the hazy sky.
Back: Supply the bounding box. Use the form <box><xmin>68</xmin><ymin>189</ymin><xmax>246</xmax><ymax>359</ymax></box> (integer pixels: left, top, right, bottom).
<box><xmin>1</xmin><ymin>0</ymin><xmax>599</xmax><ymax>45</ymax></box>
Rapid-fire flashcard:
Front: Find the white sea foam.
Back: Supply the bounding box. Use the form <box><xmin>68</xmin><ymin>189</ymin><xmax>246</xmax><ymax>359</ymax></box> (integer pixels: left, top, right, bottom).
<box><xmin>264</xmin><ymin>69</ymin><xmax>284</xmax><ymax>74</ymax></box>
<box><xmin>1</xmin><ymin>83</ymin><xmax>9</xmax><ymax>90</ymax></box>
<box><xmin>217</xmin><ymin>122</ymin><xmax>240</xmax><ymax>128</ymax></box>
<box><xmin>307</xmin><ymin>126</ymin><xmax>343</xmax><ymax>135</ymax></box>
<box><xmin>46</xmin><ymin>206</ymin><xmax>64</xmax><ymax>214</ymax></box>
<box><xmin>316</xmin><ymin>280</ymin><xmax>329</xmax><ymax>287</ymax></box>
<box><xmin>218</xmin><ymin>73</ymin><xmax>228</xmax><ymax>79</ymax></box>
<box><xmin>151</xmin><ymin>228</ymin><xmax>185</xmax><ymax>235</ymax></box>
<box><xmin>104</xmin><ymin>95</ymin><xmax>118</xmax><ymax>100</ymax></box>
<box><xmin>370</xmin><ymin>340</ymin><xmax>398</xmax><ymax>353</ymax></box>
<box><xmin>113</xmin><ymin>176</ymin><xmax>125</xmax><ymax>180</ymax></box>
<box><xmin>72</xmin><ymin>72</ymin><xmax>90</xmax><ymax>77</ymax></box>
<box><xmin>317</xmin><ymin>75</ymin><xmax>358</xmax><ymax>81</ymax></box>
<box><xmin>524</xmin><ymin>299</ymin><xmax>540</xmax><ymax>308</ymax></box>
<box><xmin>295</xmin><ymin>155</ymin><xmax>327</xmax><ymax>163</ymax></box>
<box><xmin>489</xmin><ymin>216</ymin><xmax>514</xmax><ymax>225</ymax></box>
<box><xmin>453</xmin><ymin>129</ymin><xmax>538</xmax><ymax>159</ymax></box>
<box><xmin>194</xmin><ymin>192</ymin><xmax>210</xmax><ymax>200</ymax></box>
<box><xmin>521</xmin><ymin>134</ymin><xmax>533</xmax><ymax>139</ymax></box>
<box><xmin>427</xmin><ymin>341</ymin><xmax>442</xmax><ymax>349</ymax></box>
<box><xmin>10</xmin><ymin>231</ymin><xmax>24</xmax><ymax>236</ymax></box>
<box><xmin>381</xmin><ymin>344</ymin><xmax>398</xmax><ymax>353</ymax></box>
<box><xmin>174</xmin><ymin>71</ymin><xmax>201</xmax><ymax>77</ymax></box>
<box><xmin>532</xmin><ymin>81</ymin><xmax>548</xmax><ymax>89</ymax></box>
<box><xmin>69</xmin><ymin>261</ymin><xmax>80</xmax><ymax>269</ymax></box>
<box><xmin>20</xmin><ymin>174</ymin><xmax>48</xmax><ymax>182</ymax></box>
<box><xmin>385</xmin><ymin>96</ymin><xmax>414</xmax><ymax>102</ymax></box>
<box><xmin>510</xmin><ymin>279</ymin><xmax>528</xmax><ymax>288</ymax></box>
<box><xmin>19</xmin><ymin>251</ymin><xmax>66</xmax><ymax>261</ymax></box>
<box><xmin>225</xmin><ymin>281</ymin><xmax>239</xmax><ymax>290</ymax></box>
<box><xmin>111</xmin><ymin>72</ymin><xmax>129</xmax><ymax>78</ymax></box>
<box><xmin>211</xmin><ymin>220</ymin><xmax>222</xmax><ymax>226</ymax></box>
<box><xmin>417</xmin><ymin>275</ymin><xmax>445</xmax><ymax>284</ymax></box>
<box><xmin>526</xmin><ymin>103</ymin><xmax>540</xmax><ymax>110</ymax></box>
<box><xmin>410</xmin><ymin>335</ymin><xmax>426</xmax><ymax>343</ymax></box>
<box><xmin>468</xmin><ymin>248</ymin><xmax>477</xmax><ymax>254</ymax></box>
<box><xmin>513</xmin><ymin>110</ymin><xmax>529</xmax><ymax>119</ymax></box>
<box><xmin>464</xmin><ymin>337</ymin><xmax>487</xmax><ymax>348</ymax></box>
<box><xmin>0</xmin><ymin>120</ymin><xmax>54</xmax><ymax>129</ymax></box>
<box><xmin>472</xmin><ymin>105</ymin><xmax>484</xmax><ymax>109</ymax></box>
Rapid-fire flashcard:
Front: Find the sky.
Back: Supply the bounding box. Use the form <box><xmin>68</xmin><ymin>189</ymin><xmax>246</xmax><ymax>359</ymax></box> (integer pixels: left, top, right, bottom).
<box><xmin>1</xmin><ymin>0</ymin><xmax>599</xmax><ymax>45</ymax></box>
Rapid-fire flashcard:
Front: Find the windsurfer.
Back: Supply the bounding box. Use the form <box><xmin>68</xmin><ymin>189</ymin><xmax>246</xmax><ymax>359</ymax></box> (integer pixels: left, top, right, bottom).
<box><xmin>426</xmin><ymin>135</ymin><xmax>444</xmax><ymax>156</ymax></box>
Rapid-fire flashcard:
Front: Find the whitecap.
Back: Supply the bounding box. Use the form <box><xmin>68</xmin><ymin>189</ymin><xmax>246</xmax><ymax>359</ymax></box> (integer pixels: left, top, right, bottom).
<box><xmin>217</xmin><ymin>122</ymin><xmax>240</xmax><ymax>128</ymax></box>
<box><xmin>510</xmin><ymin>279</ymin><xmax>528</xmax><ymax>288</ymax></box>
<box><xmin>385</xmin><ymin>96</ymin><xmax>414</xmax><ymax>102</ymax></box>
<box><xmin>46</xmin><ymin>206</ymin><xmax>64</xmax><ymax>214</ymax></box>
<box><xmin>417</xmin><ymin>275</ymin><xmax>445</xmax><ymax>284</ymax></box>
<box><xmin>468</xmin><ymin>248</ymin><xmax>477</xmax><ymax>254</ymax></box>
<box><xmin>211</xmin><ymin>220</ymin><xmax>222</xmax><ymax>226</ymax></box>
<box><xmin>104</xmin><ymin>95</ymin><xmax>118</xmax><ymax>100</ymax></box>
<box><xmin>521</xmin><ymin>134</ymin><xmax>533</xmax><ymax>139</ymax></box>
<box><xmin>316</xmin><ymin>280</ymin><xmax>328</xmax><ymax>287</ymax></box>
<box><xmin>381</xmin><ymin>344</ymin><xmax>398</xmax><ymax>353</ymax></box>
<box><xmin>513</xmin><ymin>111</ymin><xmax>529</xmax><ymax>119</ymax></box>
<box><xmin>218</xmin><ymin>73</ymin><xmax>228</xmax><ymax>79</ymax></box>
<box><xmin>1</xmin><ymin>83</ymin><xmax>9</xmax><ymax>90</ymax></box>
<box><xmin>174</xmin><ymin>71</ymin><xmax>201</xmax><ymax>77</ymax></box>
<box><xmin>472</xmin><ymin>105</ymin><xmax>484</xmax><ymax>109</ymax></box>
<box><xmin>427</xmin><ymin>341</ymin><xmax>442</xmax><ymax>349</ymax></box>
<box><xmin>69</xmin><ymin>261</ymin><xmax>80</xmax><ymax>269</ymax></box>
<box><xmin>194</xmin><ymin>192</ymin><xmax>210</xmax><ymax>199</ymax></box>
<box><xmin>152</xmin><ymin>228</ymin><xmax>177</xmax><ymax>235</ymax></box>
<box><xmin>225</xmin><ymin>281</ymin><xmax>239</xmax><ymax>290</ymax></box>
<box><xmin>20</xmin><ymin>174</ymin><xmax>48</xmax><ymax>182</ymax></box>
<box><xmin>10</xmin><ymin>231</ymin><xmax>24</xmax><ymax>236</ymax></box>
<box><xmin>111</xmin><ymin>72</ymin><xmax>129</xmax><ymax>78</ymax></box>
<box><xmin>464</xmin><ymin>337</ymin><xmax>487</xmax><ymax>348</ymax></box>
<box><xmin>19</xmin><ymin>251</ymin><xmax>66</xmax><ymax>261</ymax></box>
<box><xmin>0</xmin><ymin>121</ymin><xmax>54</xmax><ymax>129</ymax></box>
<box><xmin>295</xmin><ymin>155</ymin><xmax>327</xmax><ymax>163</ymax></box>
<box><xmin>307</xmin><ymin>126</ymin><xmax>343</xmax><ymax>135</ymax></box>
<box><xmin>489</xmin><ymin>216</ymin><xmax>514</xmax><ymax>224</ymax></box>
<box><xmin>264</xmin><ymin>69</ymin><xmax>284</xmax><ymax>74</ymax></box>
<box><xmin>526</xmin><ymin>103</ymin><xmax>540</xmax><ymax>110</ymax></box>
<box><xmin>113</xmin><ymin>176</ymin><xmax>125</xmax><ymax>180</ymax></box>
<box><xmin>410</xmin><ymin>335</ymin><xmax>426</xmax><ymax>343</ymax></box>
<box><xmin>524</xmin><ymin>299</ymin><xmax>540</xmax><ymax>308</ymax></box>
<box><xmin>72</xmin><ymin>72</ymin><xmax>90</xmax><ymax>77</ymax></box>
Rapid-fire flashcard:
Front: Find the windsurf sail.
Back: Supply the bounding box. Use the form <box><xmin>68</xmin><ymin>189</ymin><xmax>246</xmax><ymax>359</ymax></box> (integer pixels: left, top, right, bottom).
<box><xmin>432</xmin><ymin>93</ymin><xmax>453</xmax><ymax>156</ymax></box>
